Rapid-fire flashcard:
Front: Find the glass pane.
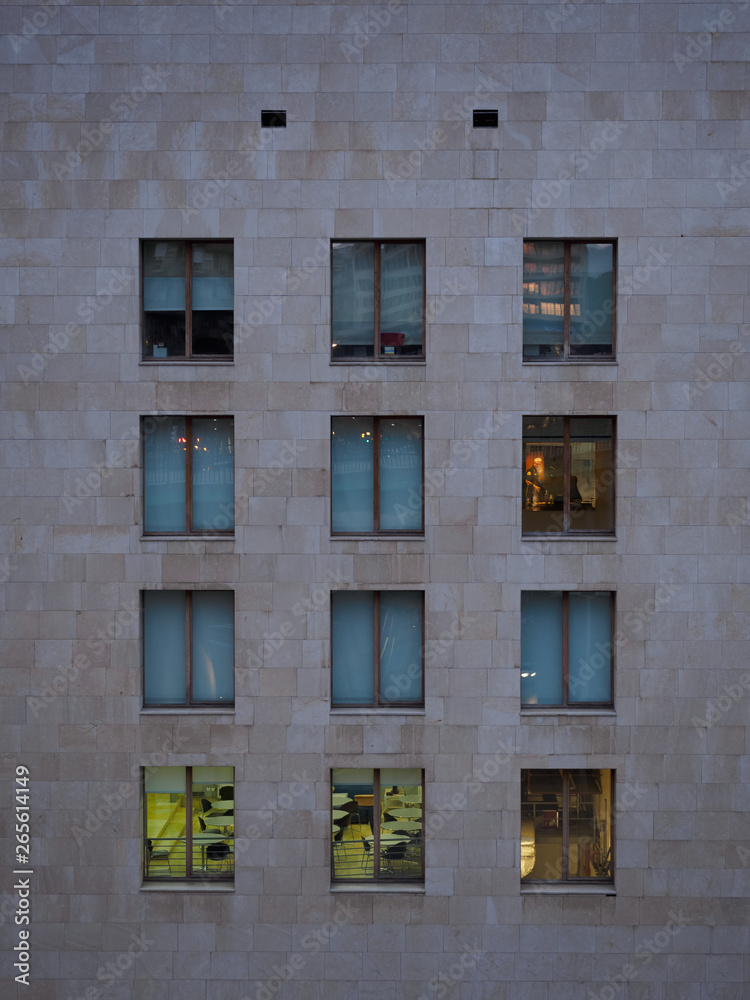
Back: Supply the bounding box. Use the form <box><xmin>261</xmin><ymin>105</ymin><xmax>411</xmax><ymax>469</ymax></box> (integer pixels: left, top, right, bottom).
<box><xmin>523</xmin><ymin>241</ymin><xmax>564</xmax><ymax>359</ymax></box>
<box><xmin>144</xmin><ymin>242</ymin><xmax>186</xmax><ymax>309</ymax></box>
<box><xmin>379</xmin><ymin>592</ymin><xmax>422</xmax><ymax>704</ymax></box>
<box><xmin>191</xmin><ymin>419</ymin><xmax>234</xmax><ymax>530</ymax></box>
<box><xmin>192</xmin><ymin>592</ymin><xmax>234</xmax><ymax>703</ymax></box>
<box><xmin>522</xmin><ymin>416</ymin><xmax>564</xmax><ymax>533</ymax></box>
<box><xmin>569</xmin><ymin>417</ymin><xmax>613</xmax><ymax>532</ymax></box>
<box><xmin>332</xmin><ymin>242</ymin><xmax>375</xmax><ymax>359</ymax></box>
<box><xmin>144</xmin><ymin>766</ymin><xmax>186</xmax><ymax>879</ymax></box>
<box><xmin>331</xmin><ymin>592</ymin><xmax>375</xmax><ymax>705</ymax></box>
<box><xmin>143</xmin><ymin>312</ymin><xmax>187</xmax><ymax>359</ymax></box>
<box><xmin>331</xmin><ymin>417</ymin><xmax>374</xmax><ymax>532</ymax></box>
<box><xmin>144</xmin><ymin>417</ymin><xmax>186</xmax><ymax>532</ymax></box>
<box><xmin>192</xmin><ymin>243</ymin><xmax>233</xmax><ymax>357</ymax></box>
<box><xmin>380</xmin><ymin>243</ymin><xmax>424</xmax><ymax>357</ymax></box>
<box><xmin>380</xmin><ymin>769</ymin><xmax>422</xmax><ymax>879</ymax></box>
<box><xmin>521</xmin><ymin>770</ymin><xmax>563</xmax><ymax>880</ymax></box>
<box><xmin>378</xmin><ymin>418</ymin><xmax>423</xmax><ymax>531</ymax></box>
<box><xmin>192</xmin><ymin>244</ymin><xmax>234</xmax><ymax>309</ymax></box>
<box><xmin>568</xmin><ymin>593</ymin><xmax>612</xmax><ymax>703</ymax></box>
<box><xmin>568</xmin><ymin>769</ymin><xmax>612</xmax><ymax>878</ymax></box>
<box><xmin>520</xmin><ymin>592</ymin><xmax>563</xmax><ymax>705</ymax></box>
<box><xmin>332</xmin><ymin>769</ymin><xmax>374</xmax><ymax>880</ymax></box>
<box><xmin>570</xmin><ymin>244</ymin><xmax>614</xmax><ymax>356</ymax></box>
<box><xmin>143</xmin><ymin>591</ymin><xmax>186</xmax><ymax>705</ymax></box>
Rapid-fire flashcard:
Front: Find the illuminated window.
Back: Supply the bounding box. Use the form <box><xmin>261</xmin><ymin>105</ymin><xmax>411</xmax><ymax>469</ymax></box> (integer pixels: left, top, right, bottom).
<box><xmin>521</xmin><ymin>769</ymin><xmax>613</xmax><ymax>884</ymax></box>
<box><xmin>523</xmin><ymin>416</ymin><xmax>614</xmax><ymax>535</ymax></box>
<box><xmin>143</xmin><ymin>591</ymin><xmax>234</xmax><ymax>707</ymax></box>
<box><xmin>143</xmin><ymin>416</ymin><xmax>234</xmax><ymax>534</ymax></box>
<box><xmin>521</xmin><ymin>592</ymin><xmax>613</xmax><ymax>708</ymax></box>
<box><xmin>143</xmin><ymin>766</ymin><xmax>234</xmax><ymax>882</ymax></box>
<box><xmin>331</xmin><ymin>241</ymin><xmax>425</xmax><ymax>360</ymax></box>
<box><xmin>331</xmin><ymin>416</ymin><xmax>424</xmax><ymax>534</ymax></box>
<box><xmin>331</xmin><ymin>768</ymin><xmax>424</xmax><ymax>883</ymax></box>
<box><xmin>331</xmin><ymin>591</ymin><xmax>423</xmax><ymax>708</ymax></box>
<box><xmin>523</xmin><ymin>241</ymin><xmax>615</xmax><ymax>360</ymax></box>
<box><xmin>142</xmin><ymin>240</ymin><xmax>233</xmax><ymax>359</ymax></box>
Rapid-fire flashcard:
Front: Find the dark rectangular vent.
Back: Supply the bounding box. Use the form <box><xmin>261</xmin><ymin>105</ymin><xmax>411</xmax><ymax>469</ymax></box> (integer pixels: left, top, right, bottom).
<box><xmin>473</xmin><ymin>109</ymin><xmax>498</xmax><ymax>128</ymax></box>
<box><xmin>261</xmin><ymin>110</ymin><xmax>286</xmax><ymax>128</ymax></box>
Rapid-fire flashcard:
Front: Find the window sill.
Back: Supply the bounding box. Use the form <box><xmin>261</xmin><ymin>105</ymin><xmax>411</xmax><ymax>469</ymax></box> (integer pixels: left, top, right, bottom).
<box><xmin>141</xmin><ymin>882</ymin><xmax>234</xmax><ymax>892</ymax></box>
<box><xmin>521</xmin><ymin>708</ymin><xmax>615</xmax><ymax>717</ymax></box>
<box><xmin>521</xmin><ymin>533</ymin><xmax>616</xmax><ymax>541</ymax></box>
<box><xmin>330</xmin><ymin>707</ymin><xmax>425</xmax><ymax>717</ymax></box>
<box><xmin>140</xmin><ymin>359</ymin><xmax>234</xmax><ymax>365</ymax></box>
<box><xmin>521</xmin><ymin>883</ymin><xmax>615</xmax><ymax>895</ymax></box>
<box><xmin>140</xmin><ymin>534</ymin><xmax>235</xmax><ymax>542</ymax></box>
<box><xmin>331</xmin><ymin>534</ymin><xmax>424</xmax><ymax>541</ymax></box>
<box><xmin>329</xmin><ymin>358</ymin><xmax>426</xmax><ymax>365</ymax></box>
<box><xmin>331</xmin><ymin>883</ymin><xmax>425</xmax><ymax>894</ymax></box>
<box><xmin>522</xmin><ymin>358</ymin><xmax>617</xmax><ymax>365</ymax></box>
<box><xmin>141</xmin><ymin>706</ymin><xmax>235</xmax><ymax>715</ymax></box>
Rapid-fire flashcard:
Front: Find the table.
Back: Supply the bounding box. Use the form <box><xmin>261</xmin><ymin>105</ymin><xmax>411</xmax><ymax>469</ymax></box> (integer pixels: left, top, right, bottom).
<box><xmin>389</xmin><ymin>808</ymin><xmax>422</xmax><ymax>819</ymax></box>
<box><xmin>210</xmin><ymin>799</ymin><xmax>234</xmax><ymax>810</ymax></box>
<box><xmin>331</xmin><ymin>794</ymin><xmax>352</xmax><ymax>807</ymax></box>
<box><xmin>206</xmin><ymin>815</ymin><xmax>234</xmax><ymax>833</ymax></box>
<box><xmin>381</xmin><ymin>820</ymin><xmax>421</xmax><ymax>832</ymax></box>
<box><xmin>193</xmin><ymin>832</ymin><xmax>227</xmax><ymax>870</ymax></box>
<box><xmin>332</xmin><ymin>809</ymin><xmax>348</xmax><ymax>821</ymax></box>
<box><xmin>365</xmin><ymin>834</ymin><xmax>410</xmax><ymax>846</ymax></box>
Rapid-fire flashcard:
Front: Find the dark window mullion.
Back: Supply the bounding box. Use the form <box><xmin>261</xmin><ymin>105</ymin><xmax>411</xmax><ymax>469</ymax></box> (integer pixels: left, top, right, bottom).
<box><xmin>185</xmin><ymin>592</ymin><xmax>193</xmax><ymax>706</ymax></box>
<box><xmin>373</xmin><ymin>417</ymin><xmax>381</xmax><ymax>532</ymax></box>
<box><xmin>185</xmin><ymin>766</ymin><xmax>194</xmax><ymax>877</ymax></box>
<box><xmin>562</xmin><ymin>417</ymin><xmax>571</xmax><ymax>533</ymax></box>
<box><xmin>185</xmin><ymin>417</ymin><xmax>193</xmax><ymax>532</ymax></box>
<box><xmin>563</xmin><ymin>244</ymin><xmax>571</xmax><ymax>358</ymax></box>
<box><xmin>561</xmin><ymin>591</ymin><xmax>570</xmax><ymax>708</ymax></box>
<box><xmin>373</xmin><ymin>245</ymin><xmax>381</xmax><ymax>357</ymax></box>
<box><xmin>373</xmin><ymin>770</ymin><xmax>381</xmax><ymax>880</ymax></box>
<box><xmin>374</xmin><ymin>591</ymin><xmax>381</xmax><ymax>707</ymax></box>
<box><xmin>561</xmin><ymin>771</ymin><xmax>570</xmax><ymax>880</ymax></box>
<box><xmin>185</xmin><ymin>242</ymin><xmax>193</xmax><ymax>357</ymax></box>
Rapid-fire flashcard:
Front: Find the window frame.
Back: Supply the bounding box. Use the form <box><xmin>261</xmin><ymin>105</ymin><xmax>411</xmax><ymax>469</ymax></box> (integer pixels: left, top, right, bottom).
<box><xmin>330</xmin><ymin>415</ymin><xmax>425</xmax><ymax>536</ymax></box>
<box><xmin>142</xmin><ymin>415</ymin><xmax>235</xmax><ymax>536</ymax></box>
<box><xmin>330</xmin><ymin>239</ymin><xmax>426</xmax><ymax>362</ymax></box>
<box><xmin>331</xmin><ymin>590</ymin><xmax>425</xmax><ymax>709</ymax></box>
<box><xmin>521</xmin><ymin>769</ymin><xmax>614</xmax><ymax>886</ymax></box>
<box><xmin>142</xmin><ymin>765</ymin><xmax>234</xmax><ymax>884</ymax></box>
<box><xmin>141</xmin><ymin>239</ymin><xmax>234</xmax><ymax>361</ymax></box>
<box><xmin>522</xmin><ymin>239</ymin><xmax>616</xmax><ymax>362</ymax></box>
<box><xmin>142</xmin><ymin>590</ymin><xmax>235</xmax><ymax>709</ymax></box>
<box><xmin>520</xmin><ymin>591</ymin><xmax>614</xmax><ymax>710</ymax></box>
<box><xmin>522</xmin><ymin>414</ymin><xmax>616</xmax><ymax>537</ymax></box>
<box><xmin>330</xmin><ymin>768</ymin><xmax>425</xmax><ymax>885</ymax></box>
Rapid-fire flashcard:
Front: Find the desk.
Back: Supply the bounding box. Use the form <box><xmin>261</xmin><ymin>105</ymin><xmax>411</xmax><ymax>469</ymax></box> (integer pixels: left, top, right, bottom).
<box><xmin>332</xmin><ymin>794</ymin><xmax>352</xmax><ymax>807</ymax></box>
<box><xmin>210</xmin><ymin>799</ymin><xmax>234</xmax><ymax>811</ymax></box>
<box><xmin>389</xmin><ymin>808</ymin><xmax>421</xmax><ymax>819</ymax></box>
<box><xmin>332</xmin><ymin>809</ymin><xmax>348</xmax><ymax>821</ymax></box>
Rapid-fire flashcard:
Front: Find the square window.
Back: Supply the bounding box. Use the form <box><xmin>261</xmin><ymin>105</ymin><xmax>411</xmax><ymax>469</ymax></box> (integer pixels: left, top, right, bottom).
<box><xmin>143</xmin><ymin>766</ymin><xmax>234</xmax><ymax>882</ymax></box>
<box><xmin>521</xmin><ymin>769</ymin><xmax>613</xmax><ymax>884</ymax></box>
<box><xmin>143</xmin><ymin>591</ymin><xmax>234</xmax><ymax>707</ymax></box>
<box><xmin>331</xmin><ymin>416</ymin><xmax>424</xmax><ymax>534</ymax></box>
<box><xmin>331</xmin><ymin>768</ymin><xmax>424</xmax><ymax>883</ymax></box>
<box><xmin>331</xmin><ymin>241</ymin><xmax>425</xmax><ymax>360</ymax></box>
<box><xmin>523</xmin><ymin>240</ymin><xmax>615</xmax><ymax>360</ymax></box>
<box><xmin>332</xmin><ymin>591</ymin><xmax>424</xmax><ymax>708</ymax></box>
<box><xmin>143</xmin><ymin>416</ymin><xmax>234</xmax><ymax>535</ymax></box>
<box><xmin>523</xmin><ymin>415</ymin><xmax>614</xmax><ymax>535</ymax></box>
<box><xmin>521</xmin><ymin>592</ymin><xmax>613</xmax><ymax>708</ymax></box>
<box><xmin>142</xmin><ymin>240</ymin><xmax>233</xmax><ymax>359</ymax></box>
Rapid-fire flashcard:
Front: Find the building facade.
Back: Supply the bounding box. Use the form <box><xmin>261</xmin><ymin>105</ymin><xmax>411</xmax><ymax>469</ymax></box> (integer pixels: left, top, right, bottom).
<box><xmin>2</xmin><ymin>1</ymin><xmax>750</xmax><ymax>998</ymax></box>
